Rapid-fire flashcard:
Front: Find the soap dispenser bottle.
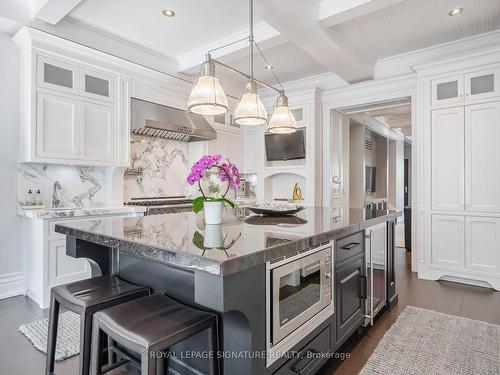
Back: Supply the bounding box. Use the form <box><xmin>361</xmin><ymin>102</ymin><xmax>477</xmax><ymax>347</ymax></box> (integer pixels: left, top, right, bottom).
<box><xmin>25</xmin><ymin>189</ymin><xmax>34</xmax><ymax>206</ymax></box>
<box><xmin>35</xmin><ymin>189</ymin><xmax>43</xmax><ymax>206</ymax></box>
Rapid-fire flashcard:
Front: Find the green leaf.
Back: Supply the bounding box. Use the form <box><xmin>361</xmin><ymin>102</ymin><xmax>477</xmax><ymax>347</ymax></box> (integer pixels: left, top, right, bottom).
<box><xmin>192</xmin><ymin>231</ymin><xmax>205</xmax><ymax>249</ymax></box>
<box><xmin>192</xmin><ymin>196</ymin><xmax>205</xmax><ymax>213</ymax></box>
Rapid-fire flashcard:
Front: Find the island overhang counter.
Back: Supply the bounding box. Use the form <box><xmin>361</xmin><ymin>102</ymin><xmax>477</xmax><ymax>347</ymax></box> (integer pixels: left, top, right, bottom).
<box><xmin>56</xmin><ymin>207</ymin><xmax>401</xmax><ymax>375</ymax></box>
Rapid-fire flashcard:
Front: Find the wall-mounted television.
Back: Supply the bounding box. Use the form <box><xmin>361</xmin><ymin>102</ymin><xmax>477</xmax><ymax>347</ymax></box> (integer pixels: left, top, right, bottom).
<box><xmin>265</xmin><ymin>129</ymin><xmax>306</xmax><ymax>161</ymax></box>
<box><xmin>365</xmin><ymin>166</ymin><xmax>376</xmax><ymax>193</ymax></box>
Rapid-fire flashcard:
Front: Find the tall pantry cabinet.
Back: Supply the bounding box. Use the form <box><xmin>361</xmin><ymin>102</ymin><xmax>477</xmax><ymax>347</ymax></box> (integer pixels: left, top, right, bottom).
<box><xmin>418</xmin><ymin>61</ymin><xmax>500</xmax><ymax>291</ymax></box>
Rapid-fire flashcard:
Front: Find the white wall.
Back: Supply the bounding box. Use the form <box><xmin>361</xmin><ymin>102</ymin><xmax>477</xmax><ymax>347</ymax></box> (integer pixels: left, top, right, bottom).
<box><xmin>0</xmin><ymin>31</ymin><xmax>25</xmax><ymax>298</ymax></box>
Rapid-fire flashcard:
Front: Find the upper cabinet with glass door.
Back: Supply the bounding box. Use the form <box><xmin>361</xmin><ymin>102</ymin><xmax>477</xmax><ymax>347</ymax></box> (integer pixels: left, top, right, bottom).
<box><xmin>431</xmin><ymin>66</ymin><xmax>500</xmax><ymax>107</ymax></box>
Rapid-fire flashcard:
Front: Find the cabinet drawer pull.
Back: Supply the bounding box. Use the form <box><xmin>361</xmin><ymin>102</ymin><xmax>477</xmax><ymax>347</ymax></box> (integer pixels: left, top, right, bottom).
<box><xmin>360</xmin><ymin>275</ymin><xmax>367</xmax><ymax>299</ymax></box>
<box><xmin>292</xmin><ymin>349</ymin><xmax>319</xmax><ymax>374</ymax></box>
<box><xmin>340</xmin><ymin>242</ymin><xmax>360</xmax><ymax>250</ymax></box>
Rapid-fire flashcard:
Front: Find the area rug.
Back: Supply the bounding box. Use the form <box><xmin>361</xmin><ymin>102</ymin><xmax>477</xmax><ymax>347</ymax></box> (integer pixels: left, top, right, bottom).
<box><xmin>18</xmin><ymin>311</ymin><xmax>80</xmax><ymax>361</ymax></box>
<box><xmin>360</xmin><ymin>306</ymin><xmax>500</xmax><ymax>375</ymax></box>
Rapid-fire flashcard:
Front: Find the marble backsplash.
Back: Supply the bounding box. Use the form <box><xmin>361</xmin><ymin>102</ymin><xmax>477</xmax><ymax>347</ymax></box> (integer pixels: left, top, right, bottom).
<box><xmin>18</xmin><ymin>164</ymin><xmax>106</xmax><ymax>208</ymax></box>
<box><xmin>124</xmin><ymin>134</ymin><xmax>189</xmax><ymax>200</ymax></box>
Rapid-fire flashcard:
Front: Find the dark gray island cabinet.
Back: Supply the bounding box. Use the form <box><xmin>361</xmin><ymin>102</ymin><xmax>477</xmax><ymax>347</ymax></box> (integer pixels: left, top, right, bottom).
<box><xmin>56</xmin><ymin>207</ymin><xmax>400</xmax><ymax>375</ymax></box>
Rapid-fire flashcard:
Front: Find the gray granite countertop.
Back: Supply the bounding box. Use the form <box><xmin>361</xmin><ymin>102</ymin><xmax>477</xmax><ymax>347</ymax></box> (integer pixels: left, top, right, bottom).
<box><xmin>56</xmin><ymin>207</ymin><xmax>401</xmax><ymax>276</ymax></box>
<box><xmin>19</xmin><ymin>206</ymin><xmax>146</xmax><ymax>219</ymax></box>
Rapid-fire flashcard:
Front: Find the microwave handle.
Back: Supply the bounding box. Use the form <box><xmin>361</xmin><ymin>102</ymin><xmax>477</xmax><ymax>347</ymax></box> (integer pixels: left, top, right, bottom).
<box><xmin>292</xmin><ymin>349</ymin><xmax>320</xmax><ymax>374</ymax></box>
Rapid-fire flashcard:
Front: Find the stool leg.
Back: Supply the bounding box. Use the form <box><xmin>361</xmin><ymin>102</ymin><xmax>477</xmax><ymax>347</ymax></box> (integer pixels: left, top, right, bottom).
<box><xmin>107</xmin><ymin>336</ymin><xmax>116</xmax><ymax>365</ymax></box>
<box><xmin>208</xmin><ymin>322</ymin><xmax>219</xmax><ymax>375</ymax></box>
<box><xmin>45</xmin><ymin>296</ymin><xmax>60</xmax><ymax>375</ymax></box>
<box><xmin>90</xmin><ymin>322</ymin><xmax>103</xmax><ymax>375</ymax></box>
<box><xmin>141</xmin><ymin>350</ymin><xmax>156</xmax><ymax>375</ymax></box>
<box><xmin>80</xmin><ymin>311</ymin><xmax>93</xmax><ymax>375</ymax></box>
<box><xmin>156</xmin><ymin>353</ymin><xmax>166</xmax><ymax>375</ymax></box>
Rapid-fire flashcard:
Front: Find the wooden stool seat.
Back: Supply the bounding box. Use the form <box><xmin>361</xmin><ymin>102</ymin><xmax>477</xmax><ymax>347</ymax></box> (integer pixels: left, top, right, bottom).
<box><xmin>90</xmin><ymin>294</ymin><xmax>219</xmax><ymax>375</ymax></box>
<box><xmin>45</xmin><ymin>275</ymin><xmax>149</xmax><ymax>375</ymax></box>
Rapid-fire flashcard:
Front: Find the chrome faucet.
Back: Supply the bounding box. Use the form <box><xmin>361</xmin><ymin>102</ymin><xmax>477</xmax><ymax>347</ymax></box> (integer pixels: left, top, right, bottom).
<box><xmin>52</xmin><ymin>181</ymin><xmax>63</xmax><ymax>208</ymax></box>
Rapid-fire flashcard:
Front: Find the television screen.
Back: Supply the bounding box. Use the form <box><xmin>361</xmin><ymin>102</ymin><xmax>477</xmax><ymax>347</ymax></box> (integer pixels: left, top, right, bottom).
<box><xmin>365</xmin><ymin>166</ymin><xmax>376</xmax><ymax>193</ymax></box>
<box><xmin>265</xmin><ymin>129</ymin><xmax>306</xmax><ymax>161</ymax></box>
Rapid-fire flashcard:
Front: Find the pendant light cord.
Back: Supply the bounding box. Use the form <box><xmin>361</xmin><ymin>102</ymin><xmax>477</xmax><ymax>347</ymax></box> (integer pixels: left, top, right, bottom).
<box><xmin>253</xmin><ymin>40</ymin><xmax>284</xmax><ymax>92</ymax></box>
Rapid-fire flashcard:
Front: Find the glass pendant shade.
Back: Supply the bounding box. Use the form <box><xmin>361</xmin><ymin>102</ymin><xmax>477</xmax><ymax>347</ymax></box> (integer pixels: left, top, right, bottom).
<box><xmin>234</xmin><ymin>81</ymin><xmax>268</xmax><ymax>126</ymax></box>
<box><xmin>188</xmin><ymin>60</ymin><xmax>228</xmax><ymax>116</ymax></box>
<box><xmin>267</xmin><ymin>94</ymin><xmax>297</xmax><ymax>134</ymax></box>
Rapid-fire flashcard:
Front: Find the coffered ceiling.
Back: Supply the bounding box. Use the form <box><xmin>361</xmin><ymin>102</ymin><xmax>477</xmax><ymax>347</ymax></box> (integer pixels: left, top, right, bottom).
<box><xmin>2</xmin><ymin>0</ymin><xmax>500</xmax><ymax>85</ymax></box>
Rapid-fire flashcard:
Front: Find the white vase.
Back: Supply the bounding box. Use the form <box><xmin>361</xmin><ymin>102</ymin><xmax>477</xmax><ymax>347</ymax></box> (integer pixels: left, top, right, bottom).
<box><xmin>204</xmin><ymin>201</ymin><xmax>223</xmax><ymax>224</ymax></box>
<box><xmin>203</xmin><ymin>224</ymin><xmax>223</xmax><ymax>248</ymax></box>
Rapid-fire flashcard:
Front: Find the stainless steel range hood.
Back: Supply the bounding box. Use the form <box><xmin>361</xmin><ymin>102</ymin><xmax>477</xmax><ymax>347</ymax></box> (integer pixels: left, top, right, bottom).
<box><xmin>131</xmin><ymin>98</ymin><xmax>217</xmax><ymax>142</ymax></box>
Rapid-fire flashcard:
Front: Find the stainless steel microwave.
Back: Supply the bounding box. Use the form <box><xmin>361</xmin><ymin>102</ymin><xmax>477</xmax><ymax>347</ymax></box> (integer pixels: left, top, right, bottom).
<box><xmin>269</xmin><ymin>244</ymin><xmax>333</xmax><ymax>345</ymax></box>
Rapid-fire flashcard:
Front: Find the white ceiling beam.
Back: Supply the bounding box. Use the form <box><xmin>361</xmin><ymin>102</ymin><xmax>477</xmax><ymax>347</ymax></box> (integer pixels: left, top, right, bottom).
<box><xmin>319</xmin><ymin>0</ymin><xmax>405</xmax><ymax>27</ymax></box>
<box><xmin>255</xmin><ymin>0</ymin><xmax>374</xmax><ymax>83</ymax></box>
<box><xmin>30</xmin><ymin>0</ymin><xmax>83</xmax><ymax>25</ymax></box>
<box><xmin>177</xmin><ymin>21</ymin><xmax>286</xmax><ymax>74</ymax></box>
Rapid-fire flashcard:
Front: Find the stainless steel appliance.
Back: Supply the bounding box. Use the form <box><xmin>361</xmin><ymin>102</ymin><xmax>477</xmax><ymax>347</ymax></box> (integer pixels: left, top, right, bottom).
<box><xmin>266</xmin><ymin>242</ymin><xmax>334</xmax><ymax>365</ymax></box>
<box><xmin>131</xmin><ymin>98</ymin><xmax>217</xmax><ymax>142</ymax></box>
<box><xmin>124</xmin><ymin>196</ymin><xmax>193</xmax><ymax>215</ymax></box>
<box><xmin>364</xmin><ymin>222</ymin><xmax>387</xmax><ymax>326</ymax></box>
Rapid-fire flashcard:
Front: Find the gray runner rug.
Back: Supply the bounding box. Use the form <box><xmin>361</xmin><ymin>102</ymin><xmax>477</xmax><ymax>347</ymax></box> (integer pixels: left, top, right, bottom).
<box><xmin>360</xmin><ymin>306</ymin><xmax>500</xmax><ymax>375</ymax></box>
<box><xmin>18</xmin><ymin>311</ymin><xmax>80</xmax><ymax>361</ymax></box>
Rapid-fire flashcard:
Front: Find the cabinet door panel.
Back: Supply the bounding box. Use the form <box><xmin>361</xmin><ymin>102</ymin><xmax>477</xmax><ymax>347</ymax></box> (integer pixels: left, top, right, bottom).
<box><xmin>466</xmin><ymin>217</ymin><xmax>500</xmax><ymax>275</ymax></box>
<box><xmin>336</xmin><ymin>256</ymin><xmax>364</xmax><ymax>343</ymax></box>
<box><xmin>465</xmin><ymin>68</ymin><xmax>500</xmax><ymax>102</ymax></box>
<box><xmin>431</xmin><ymin>75</ymin><xmax>463</xmax><ymax>106</ymax></box>
<box><xmin>431</xmin><ymin>215</ymin><xmax>465</xmax><ymax>268</ymax></box>
<box><xmin>36</xmin><ymin>92</ymin><xmax>79</xmax><ymax>159</ymax></box>
<box><xmin>37</xmin><ymin>55</ymin><xmax>78</xmax><ymax>94</ymax></box>
<box><xmin>81</xmin><ymin>68</ymin><xmax>116</xmax><ymax>102</ymax></box>
<box><xmin>431</xmin><ymin>107</ymin><xmax>465</xmax><ymax>211</ymax></box>
<box><xmin>80</xmin><ymin>102</ymin><xmax>115</xmax><ymax>162</ymax></box>
<box><xmin>49</xmin><ymin>239</ymin><xmax>90</xmax><ymax>286</ymax></box>
<box><xmin>465</xmin><ymin>102</ymin><xmax>500</xmax><ymax>212</ymax></box>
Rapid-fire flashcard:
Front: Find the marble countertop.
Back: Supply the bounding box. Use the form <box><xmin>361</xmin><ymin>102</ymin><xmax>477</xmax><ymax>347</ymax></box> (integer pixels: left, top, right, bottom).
<box><xmin>56</xmin><ymin>207</ymin><xmax>401</xmax><ymax>276</ymax></box>
<box><xmin>18</xmin><ymin>205</ymin><xmax>147</xmax><ymax>219</ymax></box>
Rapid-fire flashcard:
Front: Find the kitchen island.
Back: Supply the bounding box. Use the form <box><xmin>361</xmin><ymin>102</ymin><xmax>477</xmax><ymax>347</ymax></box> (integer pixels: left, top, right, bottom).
<box><xmin>56</xmin><ymin>207</ymin><xmax>401</xmax><ymax>375</ymax></box>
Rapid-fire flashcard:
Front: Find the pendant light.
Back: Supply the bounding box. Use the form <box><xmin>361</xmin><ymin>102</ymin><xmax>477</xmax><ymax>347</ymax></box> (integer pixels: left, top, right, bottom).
<box><xmin>234</xmin><ymin>80</ymin><xmax>267</xmax><ymax>125</ymax></box>
<box><xmin>267</xmin><ymin>94</ymin><xmax>297</xmax><ymax>134</ymax></box>
<box><xmin>187</xmin><ymin>58</ymin><xmax>228</xmax><ymax>116</ymax></box>
<box><xmin>233</xmin><ymin>0</ymin><xmax>268</xmax><ymax>126</ymax></box>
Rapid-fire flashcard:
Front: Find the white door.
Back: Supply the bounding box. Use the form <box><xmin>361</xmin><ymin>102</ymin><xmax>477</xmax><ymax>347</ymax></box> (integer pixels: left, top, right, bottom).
<box><xmin>464</xmin><ymin>67</ymin><xmax>500</xmax><ymax>102</ymax></box>
<box><xmin>465</xmin><ymin>102</ymin><xmax>500</xmax><ymax>213</ymax></box>
<box><xmin>36</xmin><ymin>92</ymin><xmax>79</xmax><ymax>160</ymax></box>
<box><xmin>431</xmin><ymin>107</ymin><xmax>465</xmax><ymax>211</ymax></box>
<box><xmin>431</xmin><ymin>75</ymin><xmax>463</xmax><ymax>107</ymax></box>
<box><xmin>80</xmin><ymin>102</ymin><xmax>116</xmax><ymax>163</ymax></box>
<box><xmin>431</xmin><ymin>215</ymin><xmax>465</xmax><ymax>268</ymax></box>
<box><xmin>48</xmin><ymin>238</ymin><xmax>90</xmax><ymax>286</ymax></box>
<box><xmin>466</xmin><ymin>216</ymin><xmax>500</xmax><ymax>275</ymax></box>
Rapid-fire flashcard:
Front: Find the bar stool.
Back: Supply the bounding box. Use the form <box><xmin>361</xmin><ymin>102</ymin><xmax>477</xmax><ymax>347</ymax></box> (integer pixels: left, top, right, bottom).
<box><xmin>90</xmin><ymin>294</ymin><xmax>219</xmax><ymax>375</ymax></box>
<box><xmin>45</xmin><ymin>275</ymin><xmax>150</xmax><ymax>375</ymax></box>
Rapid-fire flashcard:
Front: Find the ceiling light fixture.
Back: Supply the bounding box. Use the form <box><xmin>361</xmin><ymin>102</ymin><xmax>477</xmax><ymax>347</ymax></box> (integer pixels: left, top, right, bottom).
<box><xmin>187</xmin><ymin>0</ymin><xmax>296</xmax><ymax>133</ymax></box>
<box><xmin>448</xmin><ymin>7</ymin><xmax>463</xmax><ymax>16</ymax></box>
<box><xmin>162</xmin><ymin>9</ymin><xmax>175</xmax><ymax>17</ymax></box>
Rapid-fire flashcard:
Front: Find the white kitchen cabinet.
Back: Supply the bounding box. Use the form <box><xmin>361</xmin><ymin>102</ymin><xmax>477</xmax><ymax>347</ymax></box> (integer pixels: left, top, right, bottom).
<box><xmin>431</xmin><ymin>74</ymin><xmax>463</xmax><ymax>107</ymax></box>
<box><xmin>36</xmin><ymin>91</ymin><xmax>79</xmax><ymax>160</ymax></box>
<box><xmin>80</xmin><ymin>68</ymin><xmax>116</xmax><ymax>102</ymax></box>
<box><xmin>431</xmin><ymin>215</ymin><xmax>465</xmax><ymax>269</ymax></box>
<box><xmin>465</xmin><ymin>67</ymin><xmax>500</xmax><ymax>102</ymax></box>
<box><xmin>466</xmin><ymin>216</ymin><xmax>500</xmax><ymax>275</ymax></box>
<box><xmin>431</xmin><ymin>107</ymin><xmax>465</xmax><ymax>211</ymax></box>
<box><xmin>207</xmin><ymin>127</ymin><xmax>242</xmax><ymax>166</ymax></box>
<box><xmin>465</xmin><ymin>102</ymin><xmax>500</xmax><ymax>213</ymax></box>
<box><xmin>37</xmin><ymin>55</ymin><xmax>78</xmax><ymax>95</ymax></box>
<box><xmin>80</xmin><ymin>101</ymin><xmax>115</xmax><ymax>163</ymax></box>
<box><xmin>48</xmin><ymin>238</ymin><xmax>90</xmax><ymax>286</ymax></box>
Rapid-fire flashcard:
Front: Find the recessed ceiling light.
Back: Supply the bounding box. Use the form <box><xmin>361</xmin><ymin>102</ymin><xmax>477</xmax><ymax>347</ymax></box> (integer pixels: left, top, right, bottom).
<box><xmin>448</xmin><ymin>7</ymin><xmax>463</xmax><ymax>16</ymax></box>
<box><xmin>265</xmin><ymin>64</ymin><xmax>274</xmax><ymax>70</ymax></box>
<box><xmin>162</xmin><ymin>9</ymin><xmax>175</xmax><ymax>17</ymax></box>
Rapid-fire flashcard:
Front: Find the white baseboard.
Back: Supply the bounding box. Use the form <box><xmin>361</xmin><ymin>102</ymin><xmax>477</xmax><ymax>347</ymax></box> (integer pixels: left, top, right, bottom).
<box><xmin>0</xmin><ymin>272</ymin><xmax>26</xmax><ymax>300</ymax></box>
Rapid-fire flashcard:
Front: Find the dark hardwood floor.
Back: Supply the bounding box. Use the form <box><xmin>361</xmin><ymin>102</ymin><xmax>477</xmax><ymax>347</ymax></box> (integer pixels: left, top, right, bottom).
<box><xmin>0</xmin><ymin>243</ymin><xmax>499</xmax><ymax>374</ymax></box>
